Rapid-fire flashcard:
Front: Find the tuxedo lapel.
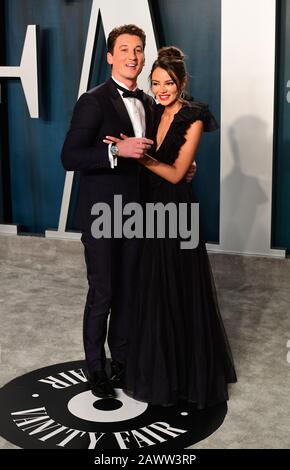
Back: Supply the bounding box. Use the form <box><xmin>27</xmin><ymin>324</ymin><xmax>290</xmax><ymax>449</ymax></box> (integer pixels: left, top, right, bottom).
<box><xmin>106</xmin><ymin>78</ymin><xmax>155</xmax><ymax>140</ymax></box>
<box><xmin>107</xmin><ymin>79</ymin><xmax>135</xmax><ymax>136</ymax></box>
<box><xmin>142</xmin><ymin>94</ymin><xmax>155</xmax><ymax>140</ymax></box>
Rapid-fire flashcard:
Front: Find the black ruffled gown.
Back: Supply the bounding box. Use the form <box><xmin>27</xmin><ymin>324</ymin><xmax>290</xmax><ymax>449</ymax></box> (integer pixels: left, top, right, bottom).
<box><xmin>124</xmin><ymin>102</ymin><xmax>237</xmax><ymax>409</ymax></box>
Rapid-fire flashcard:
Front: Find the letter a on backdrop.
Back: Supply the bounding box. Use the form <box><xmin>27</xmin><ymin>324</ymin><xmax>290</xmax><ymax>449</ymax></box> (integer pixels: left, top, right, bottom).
<box><xmin>46</xmin><ymin>0</ymin><xmax>157</xmax><ymax>241</ymax></box>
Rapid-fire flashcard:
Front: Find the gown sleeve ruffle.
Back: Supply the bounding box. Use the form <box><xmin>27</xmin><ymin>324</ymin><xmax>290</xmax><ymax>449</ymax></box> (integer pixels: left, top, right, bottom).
<box><xmin>176</xmin><ymin>101</ymin><xmax>219</xmax><ymax>132</ymax></box>
<box><xmin>156</xmin><ymin>102</ymin><xmax>219</xmax><ymax>165</ymax></box>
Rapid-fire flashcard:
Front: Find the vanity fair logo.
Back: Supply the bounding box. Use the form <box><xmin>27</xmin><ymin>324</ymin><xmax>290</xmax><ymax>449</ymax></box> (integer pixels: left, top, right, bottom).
<box><xmin>0</xmin><ymin>361</ymin><xmax>226</xmax><ymax>449</ymax></box>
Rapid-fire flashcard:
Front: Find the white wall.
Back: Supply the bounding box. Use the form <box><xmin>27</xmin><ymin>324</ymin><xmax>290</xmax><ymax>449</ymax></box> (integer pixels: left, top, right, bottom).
<box><xmin>207</xmin><ymin>0</ymin><xmax>284</xmax><ymax>257</ymax></box>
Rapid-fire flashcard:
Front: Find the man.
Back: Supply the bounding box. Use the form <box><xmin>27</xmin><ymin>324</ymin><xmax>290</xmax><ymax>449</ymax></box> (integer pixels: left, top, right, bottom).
<box><xmin>61</xmin><ymin>24</ymin><xmax>154</xmax><ymax>398</ymax></box>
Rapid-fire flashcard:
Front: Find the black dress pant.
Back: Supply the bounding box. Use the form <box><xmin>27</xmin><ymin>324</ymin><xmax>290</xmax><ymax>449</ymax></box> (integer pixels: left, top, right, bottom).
<box><xmin>81</xmin><ymin>231</ymin><xmax>141</xmax><ymax>373</ymax></box>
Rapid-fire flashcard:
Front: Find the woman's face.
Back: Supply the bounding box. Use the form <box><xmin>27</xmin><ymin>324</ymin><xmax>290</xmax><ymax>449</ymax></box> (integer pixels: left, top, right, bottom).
<box><xmin>151</xmin><ymin>67</ymin><xmax>179</xmax><ymax>107</ymax></box>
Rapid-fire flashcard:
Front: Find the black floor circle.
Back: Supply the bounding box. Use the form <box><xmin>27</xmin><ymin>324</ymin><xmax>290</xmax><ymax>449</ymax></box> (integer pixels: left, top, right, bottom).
<box><xmin>0</xmin><ymin>360</ymin><xmax>227</xmax><ymax>449</ymax></box>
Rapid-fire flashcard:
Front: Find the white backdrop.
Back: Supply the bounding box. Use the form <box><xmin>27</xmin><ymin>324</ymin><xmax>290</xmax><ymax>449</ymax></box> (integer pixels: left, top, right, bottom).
<box><xmin>207</xmin><ymin>0</ymin><xmax>284</xmax><ymax>257</ymax></box>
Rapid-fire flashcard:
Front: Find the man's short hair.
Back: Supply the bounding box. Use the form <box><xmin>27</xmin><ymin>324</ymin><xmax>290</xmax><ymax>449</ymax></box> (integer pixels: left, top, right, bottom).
<box><xmin>107</xmin><ymin>24</ymin><xmax>146</xmax><ymax>54</ymax></box>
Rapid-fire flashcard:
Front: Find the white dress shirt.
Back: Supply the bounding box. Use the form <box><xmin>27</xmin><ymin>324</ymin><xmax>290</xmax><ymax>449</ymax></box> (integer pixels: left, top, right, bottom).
<box><xmin>108</xmin><ymin>76</ymin><xmax>146</xmax><ymax>168</ymax></box>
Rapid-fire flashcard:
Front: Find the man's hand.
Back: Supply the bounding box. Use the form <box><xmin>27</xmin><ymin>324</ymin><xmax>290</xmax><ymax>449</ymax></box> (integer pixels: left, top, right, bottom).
<box><xmin>184</xmin><ymin>161</ymin><xmax>197</xmax><ymax>182</ymax></box>
<box><xmin>103</xmin><ymin>134</ymin><xmax>154</xmax><ymax>159</ymax></box>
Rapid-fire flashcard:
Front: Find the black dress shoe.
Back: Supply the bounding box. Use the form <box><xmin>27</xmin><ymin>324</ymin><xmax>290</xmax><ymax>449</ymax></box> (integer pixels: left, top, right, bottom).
<box><xmin>110</xmin><ymin>360</ymin><xmax>125</xmax><ymax>388</ymax></box>
<box><xmin>86</xmin><ymin>370</ymin><xmax>116</xmax><ymax>398</ymax></box>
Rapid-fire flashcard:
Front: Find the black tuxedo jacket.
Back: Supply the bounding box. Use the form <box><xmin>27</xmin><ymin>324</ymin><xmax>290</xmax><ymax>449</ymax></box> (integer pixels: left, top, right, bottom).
<box><xmin>61</xmin><ymin>78</ymin><xmax>155</xmax><ymax>231</ymax></box>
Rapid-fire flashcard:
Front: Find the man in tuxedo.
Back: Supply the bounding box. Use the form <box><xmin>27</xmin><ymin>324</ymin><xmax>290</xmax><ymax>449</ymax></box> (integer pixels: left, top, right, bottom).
<box><xmin>61</xmin><ymin>24</ymin><xmax>154</xmax><ymax>398</ymax></box>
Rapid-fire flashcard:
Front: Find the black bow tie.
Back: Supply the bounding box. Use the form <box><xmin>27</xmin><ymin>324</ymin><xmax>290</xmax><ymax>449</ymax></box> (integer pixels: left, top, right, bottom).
<box><xmin>113</xmin><ymin>81</ymin><xmax>143</xmax><ymax>101</ymax></box>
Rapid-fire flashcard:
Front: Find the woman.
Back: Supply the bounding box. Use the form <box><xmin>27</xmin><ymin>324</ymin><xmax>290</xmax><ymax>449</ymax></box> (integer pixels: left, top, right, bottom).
<box><xmin>106</xmin><ymin>47</ymin><xmax>237</xmax><ymax>408</ymax></box>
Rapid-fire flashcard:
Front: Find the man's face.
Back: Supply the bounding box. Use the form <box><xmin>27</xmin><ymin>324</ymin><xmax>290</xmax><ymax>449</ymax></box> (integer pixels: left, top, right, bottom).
<box><xmin>107</xmin><ymin>34</ymin><xmax>145</xmax><ymax>86</ymax></box>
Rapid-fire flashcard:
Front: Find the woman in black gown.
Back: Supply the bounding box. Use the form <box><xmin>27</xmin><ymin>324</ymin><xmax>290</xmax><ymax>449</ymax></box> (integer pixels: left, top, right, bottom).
<box><xmin>109</xmin><ymin>47</ymin><xmax>237</xmax><ymax>409</ymax></box>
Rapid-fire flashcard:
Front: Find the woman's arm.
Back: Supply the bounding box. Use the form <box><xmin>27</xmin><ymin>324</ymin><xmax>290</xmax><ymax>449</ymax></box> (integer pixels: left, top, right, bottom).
<box><xmin>139</xmin><ymin>120</ymin><xmax>203</xmax><ymax>184</ymax></box>
<box><xmin>103</xmin><ymin>120</ymin><xmax>203</xmax><ymax>184</ymax></box>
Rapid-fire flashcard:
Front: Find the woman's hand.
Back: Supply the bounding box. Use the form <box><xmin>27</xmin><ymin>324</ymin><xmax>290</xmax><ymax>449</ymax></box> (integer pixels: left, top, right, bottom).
<box><xmin>184</xmin><ymin>161</ymin><xmax>197</xmax><ymax>182</ymax></box>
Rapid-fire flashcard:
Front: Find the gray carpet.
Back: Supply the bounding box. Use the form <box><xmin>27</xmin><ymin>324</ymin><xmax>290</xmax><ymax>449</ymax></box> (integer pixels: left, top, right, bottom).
<box><xmin>0</xmin><ymin>235</ymin><xmax>289</xmax><ymax>449</ymax></box>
